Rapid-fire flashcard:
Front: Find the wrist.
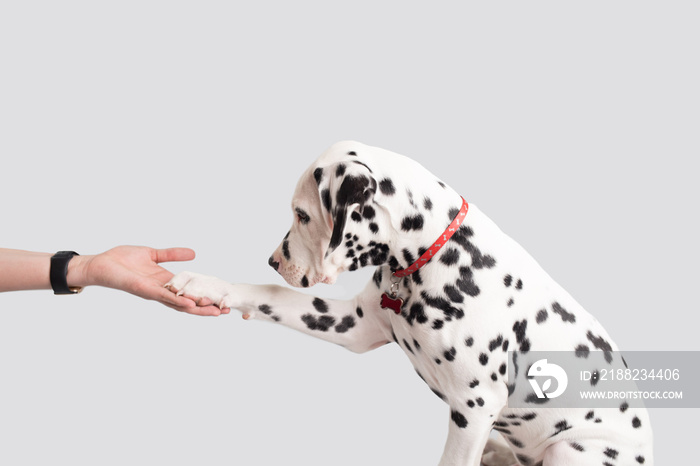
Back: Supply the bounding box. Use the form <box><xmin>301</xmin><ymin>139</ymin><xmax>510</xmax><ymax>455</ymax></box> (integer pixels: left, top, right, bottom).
<box><xmin>65</xmin><ymin>254</ymin><xmax>94</xmax><ymax>289</ymax></box>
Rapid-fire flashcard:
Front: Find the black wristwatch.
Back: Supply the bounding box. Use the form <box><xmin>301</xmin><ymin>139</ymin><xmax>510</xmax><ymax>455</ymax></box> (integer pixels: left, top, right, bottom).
<box><xmin>50</xmin><ymin>251</ymin><xmax>83</xmax><ymax>295</ymax></box>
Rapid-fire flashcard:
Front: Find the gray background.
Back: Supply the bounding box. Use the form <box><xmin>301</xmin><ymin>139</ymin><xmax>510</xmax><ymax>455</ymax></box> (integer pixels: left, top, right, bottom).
<box><xmin>1</xmin><ymin>1</ymin><xmax>697</xmax><ymax>464</ymax></box>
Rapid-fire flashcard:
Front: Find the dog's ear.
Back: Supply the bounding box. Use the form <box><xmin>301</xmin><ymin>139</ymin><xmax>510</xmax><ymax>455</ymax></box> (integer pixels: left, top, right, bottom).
<box><xmin>321</xmin><ymin>163</ymin><xmax>377</xmax><ymax>255</ymax></box>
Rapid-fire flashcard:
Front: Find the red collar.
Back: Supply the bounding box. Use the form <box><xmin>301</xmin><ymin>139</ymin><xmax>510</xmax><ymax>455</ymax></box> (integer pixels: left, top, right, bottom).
<box><xmin>392</xmin><ymin>197</ymin><xmax>469</xmax><ymax>278</ymax></box>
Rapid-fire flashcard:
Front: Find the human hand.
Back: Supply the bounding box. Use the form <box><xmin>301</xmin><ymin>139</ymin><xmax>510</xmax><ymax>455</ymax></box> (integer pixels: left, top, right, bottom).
<box><xmin>68</xmin><ymin>246</ymin><xmax>229</xmax><ymax>316</ymax></box>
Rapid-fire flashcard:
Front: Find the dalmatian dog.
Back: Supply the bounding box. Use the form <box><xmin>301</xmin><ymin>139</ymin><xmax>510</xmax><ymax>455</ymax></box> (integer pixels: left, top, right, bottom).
<box><xmin>166</xmin><ymin>141</ymin><xmax>653</xmax><ymax>465</ymax></box>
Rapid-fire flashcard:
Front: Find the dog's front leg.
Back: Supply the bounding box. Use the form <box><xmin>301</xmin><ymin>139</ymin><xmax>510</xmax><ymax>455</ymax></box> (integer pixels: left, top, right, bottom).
<box><xmin>166</xmin><ymin>272</ymin><xmax>389</xmax><ymax>353</ymax></box>
<box><xmin>439</xmin><ymin>412</ymin><xmax>496</xmax><ymax>466</ymax></box>
<box><xmin>439</xmin><ymin>384</ymin><xmax>509</xmax><ymax>466</ymax></box>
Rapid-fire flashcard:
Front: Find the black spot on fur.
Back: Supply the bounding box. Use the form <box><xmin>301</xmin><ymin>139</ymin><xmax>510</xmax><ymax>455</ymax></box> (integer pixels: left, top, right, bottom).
<box><xmin>469</xmin><ymin>379</ymin><xmax>480</xmax><ymax>388</ymax></box>
<box><xmin>465</xmin><ymin>336</ymin><xmax>474</xmax><ymax>347</ymax></box>
<box><xmin>489</xmin><ymin>335</ymin><xmax>504</xmax><ymax>352</ymax></box>
<box><xmin>499</xmin><ymin>363</ymin><xmax>507</xmax><ymax>375</ymax></box>
<box><xmin>444</xmin><ymin>347</ymin><xmax>457</xmax><ymax>362</ymax></box>
<box><xmin>282</xmin><ymin>240</ymin><xmax>291</xmax><ymax>260</ymax></box>
<box><xmin>406</xmin><ymin>302</ymin><xmax>428</xmax><ymax>326</ymax></box>
<box><xmin>479</xmin><ymin>353</ymin><xmax>489</xmax><ymax>365</ymax></box>
<box><xmin>335</xmin><ymin>315</ymin><xmax>356</xmax><ymax>333</ymax></box>
<box><xmin>347</xmin><ymin>151</ymin><xmax>356</xmax><ymax>156</ymax></box>
<box><xmin>321</xmin><ymin>189</ymin><xmax>331</xmax><ymax>211</ymax></box>
<box><xmin>509</xmin><ymin>437</ymin><xmax>524</xmax><ymax>448</ymax></box>
<box><xmin>552</xmin><ymin>302</ymin><xmax>576</xmax><ymax>323</ymax></box>
<box><xmin>587</xmin><ymin>331</ymin><xmax>614</xmax><ymax>363</ymax></box>
<box><xmin>513</xmin><ymin>319</ymin><xmax>531</xmax><ymax>352</ymax></box>
<box><xmin>585</xmin><ymin>410</ymin><xmax>595</xmax><ymax>420</ymax></box>
<box><xmin>450</xmin><ymin>410</ymin><xmax>468</xmax><ymax>428</ymax></box>
<box><xmin>401</xmin><ymin>214</ymin><xmax>424</xmax><ymax>231</ymax></box>
<box><xmin>575</xmin><ymin>345</ymin><xmax>590</xmax><ymax>358</ymax></box>
<box><xmin>356</xmin><ymin>306</ymin><xmax>364</xmax><ymax>318</ymax></box>
<box><xmin>569</xmin><ymin>442</ymin><xmax>585</xmax><ymax>452</ymax></box>
<box><xmin>258</xmin><ymin>304</ymin><xmax>272</xmax><ymax>315</ymax></box>
<box><xmin>328</xmin><ymin>175</ymin><xmax>375</xmax><ymax>251</ymax></box>
<box><xmin>444</xmin><ymin>285</ymin><xmax>464</xmax><ymax>303</ymax></box>
<box><xmin>440</xmin><ymin>248</ymin><xmax>460</xmax><ymax>266</ymax></box>
<box><xmin>456</xmin><ymin>266</ymin><xmax>480</xmax><ymax>297</ymax></box>
<box><xmin>362</xmin><ymin>205</ymin><xmax>376</xmax><ymax>220</ymax></box>
<box><xmin>636</xmin><ymin>455</ymin><xmax>646</xmax><ymax>463</ymax></box>
<box><xmin>432</xmin><ymin>319</ymin><xmax>444</xmax><ymax>330</ymax></box>
<box><xmin>536</xmin><ymin>309</ymin><xmax>548</xmax><ymax>323</ymax></box>
<box><xmin>632</xmin><ymin>416</ymin><xmax>642</xmax><ymax>428</ymax></box>
<box><xmin>552</xmin><ymin>420</ymin><xmax>572</xmax><ymax>437</ymax></box>
<box><xmin>504</xmin><ymin>275</ymin><xmax>513</xmax><ymax>287</ymax></box>
<box><xmin>379</xmin><ymin>178</ymin><xmax>396</xmax><ymax>195</ymax></box>
<box><xmin>313</xmin><ymin>167</ymin><xmax>324</xmax><ymax>185</ymax></box>
<box><xmin>423</xmin><ymin>197</ymin><xmax>433</xmax><ymax>210</ymax></box>
<box><xmin>590</xmin><ymin>370</ymin><xmax>600</xmax><ymax>387</ymax></box>
<box><xmin>312</xmin><ymin>298</ymin><xmax>329</xmax><ymax>313</ymax></box>
<box><xmin>402</xmin><ymin>249</ymin><xmax>415</xmax><ymax>268</ymax></box>
<box><xmin>369</xmin><ymin>222</ymin><xmax>379</xmax><ymax>233</ymax></box>
<box><xmin>620</xmin><ymin>402</ymin><xmax>629</xmax><ymax>413</ymax></box>
<box><xmin>421</xmin><ymin>291</ymin><xmax>464</xmax><ymax>320</ymax></box>
<box><xmin>451</xmin><ymin>226</ymin><xmax>497</xmax><ymax>269</ymax></box>
<box><xmin>301</xmin><ymin>314</ymin><xmax>335</xmax><ymax>332</ymax></box>
<box><xmin>335</xmin><ymin>164</ymin><xmax>346</xmax><ymax>177</ymax></box>
<box><xmin>525</xmin><ymin>393</ymin><xmax>549</xmax><ymax>404</ymax></box>
<box><xmin>521</xmin><ymin>413</ymin><xmax>537</xmax><ymax>421</ymax></box>
<box><xmin>604</xmin><ymin>448</ymin><xmax>619</xmax><ymax>459</ymax></box>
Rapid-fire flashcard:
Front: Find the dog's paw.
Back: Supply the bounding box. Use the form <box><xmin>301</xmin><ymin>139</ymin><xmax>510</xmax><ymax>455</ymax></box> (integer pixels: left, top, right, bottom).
<box><xmin>165</xmin><ymin>271</ymin><xmax>236</xmax><ymax>310</ymax></box>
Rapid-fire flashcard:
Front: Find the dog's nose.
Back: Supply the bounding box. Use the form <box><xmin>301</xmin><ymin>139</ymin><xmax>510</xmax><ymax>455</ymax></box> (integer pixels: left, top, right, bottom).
<box><xmin>268</xmin><ymin>256</ymin><xmax>280</xmax><ymax>272</ymax></box>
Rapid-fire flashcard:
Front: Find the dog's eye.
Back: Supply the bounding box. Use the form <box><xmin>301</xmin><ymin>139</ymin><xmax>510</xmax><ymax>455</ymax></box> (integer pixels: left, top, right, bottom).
<box><xmin>295</xmin><ymin>208</ymin><xmax>311</xmax><ymax>225</ymax></box>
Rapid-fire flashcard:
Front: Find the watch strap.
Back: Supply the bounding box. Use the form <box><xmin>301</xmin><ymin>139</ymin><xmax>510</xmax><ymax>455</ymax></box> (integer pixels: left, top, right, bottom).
<box><xmin>50</xmin><ymin>251</ymin><xmax>82</xmax><ymax>295</ymax></box>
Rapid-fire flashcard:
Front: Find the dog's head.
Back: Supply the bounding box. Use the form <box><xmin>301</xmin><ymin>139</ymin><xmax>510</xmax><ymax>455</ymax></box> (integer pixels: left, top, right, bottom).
<box><xmin>269</xmin><ymin>141</ymin><xmax>394</xmax><ymax>287</ymax></box>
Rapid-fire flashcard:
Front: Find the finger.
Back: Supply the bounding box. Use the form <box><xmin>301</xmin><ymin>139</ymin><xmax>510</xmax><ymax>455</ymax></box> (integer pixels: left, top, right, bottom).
<box><xmin>154</xmin><ymin>285</ymin><xmax>199</xmax><ymax>309</ymax></box>
<box><xmin>158</xmin><ymin>286</ymin><xmax>226</xmax><ymax>316</ymax></box>
<box><xmin>195</xmin><ymin>296</ymin><xmax>215</xmax><ymax>307</ymax></box>
<box><xmin>166</xmin><ymin>302</ymin><xmax>223</xmax><ymax>316</ymax></box>
<box><xmin>152</xmin><ymin>247</ymin><xmax>196</xmax><ymax>264</ymax></box>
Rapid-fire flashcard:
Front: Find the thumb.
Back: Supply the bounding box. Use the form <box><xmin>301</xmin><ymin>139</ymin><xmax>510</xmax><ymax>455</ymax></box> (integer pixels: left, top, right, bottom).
<box><xmin>153</xmin><ymin>247</ymin><xmax>196</xmax><ymax>264</ymax></box>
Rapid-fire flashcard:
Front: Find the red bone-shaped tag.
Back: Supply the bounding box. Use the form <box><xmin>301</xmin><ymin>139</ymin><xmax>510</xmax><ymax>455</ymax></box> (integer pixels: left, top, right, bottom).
<box><xmin>380</xmin><ymin>293</ymin><xmax>403</xmax><ymax>314</ymax></box>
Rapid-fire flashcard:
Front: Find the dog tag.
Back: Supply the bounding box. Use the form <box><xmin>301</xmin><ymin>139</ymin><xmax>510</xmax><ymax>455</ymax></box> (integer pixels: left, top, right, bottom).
<box><xmin>380</xmin><ymin>293</ymin><xmax>404</xmax><ymax>314</ymax></box>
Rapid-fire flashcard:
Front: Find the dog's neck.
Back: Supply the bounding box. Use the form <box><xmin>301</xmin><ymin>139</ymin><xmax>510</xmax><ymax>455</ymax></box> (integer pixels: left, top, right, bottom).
<box><xmin>369</xmin><ymin>168</ymin><xmax>467</xmax><ymax>275</ymax></box>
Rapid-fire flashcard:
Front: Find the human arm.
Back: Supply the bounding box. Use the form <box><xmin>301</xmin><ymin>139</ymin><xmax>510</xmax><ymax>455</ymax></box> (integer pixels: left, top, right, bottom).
<box><xmin>0</xmin><ymin>246</ymin><xmax>228</xmax><ymax>316</ymax></box>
